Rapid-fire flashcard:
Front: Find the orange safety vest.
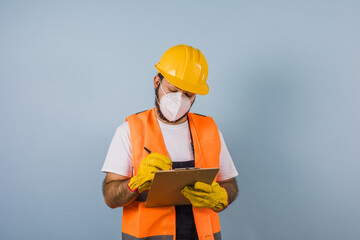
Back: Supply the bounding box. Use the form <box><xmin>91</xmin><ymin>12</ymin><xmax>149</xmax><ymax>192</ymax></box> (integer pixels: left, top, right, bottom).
<box><xmin>123</xmin><ymin>108</ymin><xmax>222</xmax><ymax>240</ymax></box>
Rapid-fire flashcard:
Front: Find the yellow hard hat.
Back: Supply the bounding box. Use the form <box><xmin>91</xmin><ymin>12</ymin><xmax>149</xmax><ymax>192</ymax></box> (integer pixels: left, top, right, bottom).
<box><xmin>155</xmin><ymin>44</ymin><xmax>209</xmax><ymax>95</ymax></box>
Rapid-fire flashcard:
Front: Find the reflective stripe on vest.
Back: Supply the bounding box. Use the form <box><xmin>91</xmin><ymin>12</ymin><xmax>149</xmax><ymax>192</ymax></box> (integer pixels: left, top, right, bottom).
<box><xmin>122</xmin><ymin>233</ymin><xmax>173</xmax><ymax>240</ymax></box>
<box><xmin>122</xmin><ymin>232</ymin><xmax>222</xmax><ymax>240</ymax></box>
<box><xmin>124</xmin><ymin>108</ymin><xmax>222</xmax><ymax>240</ymax></box>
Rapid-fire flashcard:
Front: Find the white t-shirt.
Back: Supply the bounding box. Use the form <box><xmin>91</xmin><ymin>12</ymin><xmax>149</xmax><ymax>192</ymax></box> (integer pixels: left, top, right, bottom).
<box><xmin>102</xmin><ymin>119</ymin><xmax>238</xmax><ymax>181</ymax></box>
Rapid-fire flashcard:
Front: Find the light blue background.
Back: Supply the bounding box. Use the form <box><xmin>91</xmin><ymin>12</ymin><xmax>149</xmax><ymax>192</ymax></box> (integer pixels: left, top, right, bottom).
<box><xmin>1</xmin><ymin>1</ymin><xmax>359</xmax><ymax>239</ymax></box>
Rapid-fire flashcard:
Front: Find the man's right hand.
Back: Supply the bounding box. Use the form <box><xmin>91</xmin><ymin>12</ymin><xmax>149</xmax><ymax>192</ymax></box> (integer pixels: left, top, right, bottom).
<box><xmin>128</xmin><ymin>153</ymin><xmax>172</xmax><ymax>193</ymax></box>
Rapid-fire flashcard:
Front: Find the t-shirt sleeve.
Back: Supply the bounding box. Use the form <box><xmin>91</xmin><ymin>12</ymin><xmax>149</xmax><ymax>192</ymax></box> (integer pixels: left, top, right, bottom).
<box><xmin>101</xmin><ymin>122</ymin><xmax>133</xmax><ymax>177</ymax></box>
<box><xmin>217</xmin><ymin>130</ymin><xmax>239</xmax><ymax>181</ymax></box>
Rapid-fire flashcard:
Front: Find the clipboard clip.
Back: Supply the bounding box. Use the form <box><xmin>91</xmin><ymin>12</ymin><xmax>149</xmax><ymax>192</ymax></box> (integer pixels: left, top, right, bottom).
<box><xmin>173</xmin><ymin>167</ymin><xmax>200</xmax><ymax>170</ymax></box>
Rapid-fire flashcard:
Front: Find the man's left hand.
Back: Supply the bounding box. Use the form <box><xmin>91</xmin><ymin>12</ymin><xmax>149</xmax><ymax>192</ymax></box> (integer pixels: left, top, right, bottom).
<box><xmin>181</xmin><ymin>181</ymin><xmax>228</xmax><ymax>212</ymax></box>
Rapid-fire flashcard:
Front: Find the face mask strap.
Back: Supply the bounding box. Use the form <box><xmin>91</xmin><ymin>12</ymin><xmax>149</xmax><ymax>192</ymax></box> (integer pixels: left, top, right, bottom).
<box><xmin>160</xmin><ymin>84</ymin><xmax>167</xmax><ymax>95</ymax></box>
<box><xmin>155</xmin><ymin>82</ymin><xmax>165</xmax><ymax>105</ymax></box>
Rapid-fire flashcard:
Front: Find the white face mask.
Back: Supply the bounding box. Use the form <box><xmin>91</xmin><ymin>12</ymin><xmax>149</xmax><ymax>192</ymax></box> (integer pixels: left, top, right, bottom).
<box><xmin>157</xmin><ymin>84</ymin><xmax>195</xmax><ymax>122</ymax></box>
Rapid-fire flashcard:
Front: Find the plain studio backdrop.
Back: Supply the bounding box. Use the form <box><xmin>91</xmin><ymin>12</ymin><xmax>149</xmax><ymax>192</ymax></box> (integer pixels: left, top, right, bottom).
<box><xmin>1</xmin><ymin>1</ymin><xmax>359</xmax><ymax>239</ymax></box>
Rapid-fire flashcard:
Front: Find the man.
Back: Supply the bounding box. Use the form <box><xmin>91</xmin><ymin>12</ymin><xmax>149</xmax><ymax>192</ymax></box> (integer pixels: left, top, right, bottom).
<box><xmin>102</xmin><ymin>44</ymin><xmax>239</xmax><ymax>240</ymax></box>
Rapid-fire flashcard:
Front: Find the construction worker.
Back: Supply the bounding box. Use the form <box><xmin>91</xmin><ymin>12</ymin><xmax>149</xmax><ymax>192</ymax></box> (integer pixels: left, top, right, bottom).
<box><xmin>102</xmin><ymin>44</ymin><xmax>239</xmax><ymax>240</ymax></box>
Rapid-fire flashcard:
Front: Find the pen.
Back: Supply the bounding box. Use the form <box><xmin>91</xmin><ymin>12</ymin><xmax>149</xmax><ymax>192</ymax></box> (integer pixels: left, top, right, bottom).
<box><xmin>144</xmin><ymin>147</ymin><xmax>151</xmax><ymax>154</ymax></box>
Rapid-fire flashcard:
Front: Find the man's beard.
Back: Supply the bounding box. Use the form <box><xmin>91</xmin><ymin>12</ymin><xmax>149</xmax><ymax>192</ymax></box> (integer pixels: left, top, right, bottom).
<box><xmin>154</xmin><ymin>85</ymin><xmax>195</xmax><ymax>123</ymax></box>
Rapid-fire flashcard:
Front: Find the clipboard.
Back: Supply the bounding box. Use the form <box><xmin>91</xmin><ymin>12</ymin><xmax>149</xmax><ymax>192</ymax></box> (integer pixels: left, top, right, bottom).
<box><xmin>145</xmin><ymin>167</ymin><xmax>219</xmax><ymax>208</ymax></box>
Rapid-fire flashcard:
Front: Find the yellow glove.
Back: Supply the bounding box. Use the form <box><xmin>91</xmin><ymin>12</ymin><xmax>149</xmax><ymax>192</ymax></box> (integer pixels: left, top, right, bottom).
<box><xmin>181</xmin><ymin>181</ymin><xmax>228</xmax><ymax>212</ymax></box>
<box><xmin>128</xmin><ymin>153</ymin><xmax>172</xmax><ymax>193</ymax></box>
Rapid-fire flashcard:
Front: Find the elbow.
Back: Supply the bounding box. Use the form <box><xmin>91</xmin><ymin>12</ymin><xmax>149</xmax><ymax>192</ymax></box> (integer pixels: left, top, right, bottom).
<box><xmin>106</xmin><ymin>203</ymin><xmax>120</xmax><ymax>209</ymax></box>
<box><xmin>106</xmin><ymin>203</ymin><xmax>117</xmax><ymax>209</ymax></box>
<box><xmin>104</xmin><ymin>198</ymin><xmax>121</xmax><ymax>209</ymax></box>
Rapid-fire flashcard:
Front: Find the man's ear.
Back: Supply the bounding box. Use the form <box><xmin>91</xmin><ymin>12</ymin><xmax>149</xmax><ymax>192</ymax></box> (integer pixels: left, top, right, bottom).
<box><xmin>154</xmin><ymin>75</ymin><xmax>161</xmax><ymax>89</ymax></box>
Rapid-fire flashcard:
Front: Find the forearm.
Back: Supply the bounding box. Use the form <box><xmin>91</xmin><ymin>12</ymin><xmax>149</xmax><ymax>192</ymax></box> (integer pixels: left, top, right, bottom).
<box><xmin>218</xmin><ymin>178</ymin><xmax>238</xmax><ymax>205</ymax></box>
<box><xmin>102</xmin><ymin>178</ymin><xmax>139</xmax><ymax>208</ymax></box>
